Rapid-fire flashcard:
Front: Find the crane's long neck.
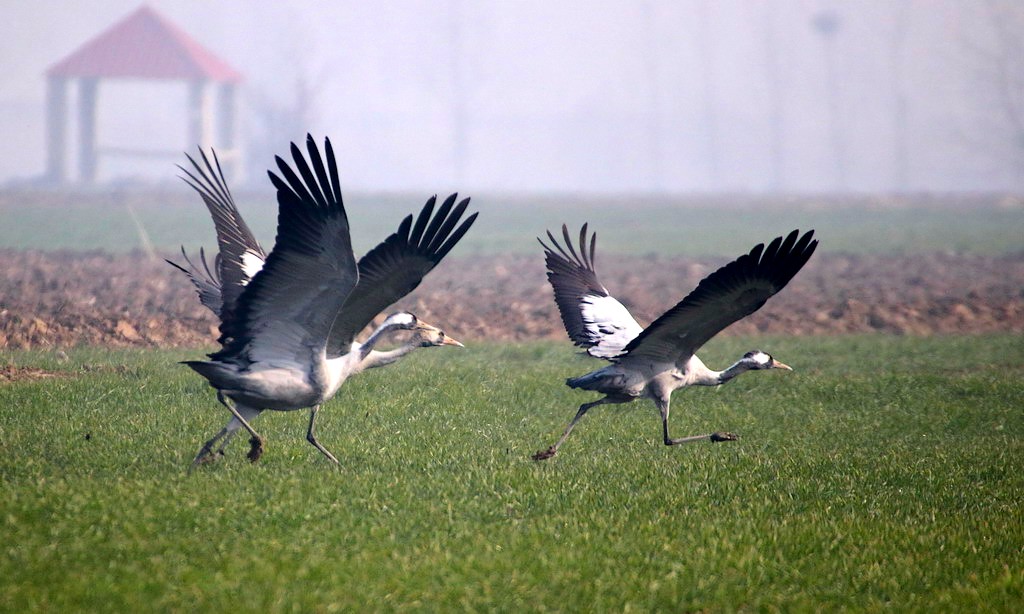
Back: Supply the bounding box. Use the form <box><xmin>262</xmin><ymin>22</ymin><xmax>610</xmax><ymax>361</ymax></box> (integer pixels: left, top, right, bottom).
<box><xmin>323</xmin><ymin>326</ymin><xmax>417</xmax><ymax>395</ymax></box>
<box><xmin>715</xmin><ymin>358</ymin><xmax>757</xmax><ymax>385</ymax></box>
<box><xmin>358</xmin><ymin>317</ymin><xmax>414</xmax><ymax>362</ymax></box>
<box><xmin>360</xmin><ymin>343</ymin><xmax>420</xmax><ymax>370</ymax></box>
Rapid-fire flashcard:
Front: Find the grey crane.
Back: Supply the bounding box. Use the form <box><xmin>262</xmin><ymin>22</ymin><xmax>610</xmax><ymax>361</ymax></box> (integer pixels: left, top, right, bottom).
<box><xmin>170</xmin><ymin>135</ymin><xmax>476</xmax><ymax>469</ymax></box>
<box><xmin>532</xmin><ymin>224</ymin><xmax>817</xmax><ymax>460</ymax></box>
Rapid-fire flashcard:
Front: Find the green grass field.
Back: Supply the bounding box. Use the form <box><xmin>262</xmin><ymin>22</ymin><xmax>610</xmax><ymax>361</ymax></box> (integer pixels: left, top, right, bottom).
<box><xmin>2</xmin><ymin>334</ymin><xmax>1022</xmax><ymax>611</ymax></box>
<box><xmin>2</xmin><ymin>190</ymin><xmax>1023</xmax><ymax>256</ymax></box>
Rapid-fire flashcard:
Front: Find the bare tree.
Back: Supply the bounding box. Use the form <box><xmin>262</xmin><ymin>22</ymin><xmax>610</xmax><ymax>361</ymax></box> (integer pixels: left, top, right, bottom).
<box><xmin>245</xmin><ymin>12</ymin><xmax>326</xmax><ymax>184</ymax></box>
<box><xmin>248</xmin><ymin>71</ymin><xmax>323</xmax><ymax>169</ymax></box>
<box><xmin>811</xmin><ymin>8</ymin><xmax>847</xmax><ymax>190</ymax></box>
<box><xmin>696</xmin><ymin>0</ymin><xmax>720</xmax><ymax>188</ymax></box>
<box><xmin>889</xmin><ymin>0</ymin><xmax>912</xmax><ymax>190</ymax></box>
<box><xmin>958</xmin><ymin>0</ymin><xmax>1024</xmax><ymax>178</ymax></box>
<box><xmin>640</xmin><ymin>0</ymin><xmax>665</xmax><ymax>190</ymax></box>
<box><xmin>448</xmin><ymin>0</ymin><xmax>469</xmax><ymax>185</ymax></box>
<box><xmin>759</xmin><ymin>1</ymin><xmax>785</xmax><ymax>190</ymax></box>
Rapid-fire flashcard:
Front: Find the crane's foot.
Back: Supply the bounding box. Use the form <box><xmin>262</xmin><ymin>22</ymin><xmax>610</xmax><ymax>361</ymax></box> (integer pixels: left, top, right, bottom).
<box><xmin>189</xmin><ymin>431</ymin><xmax>228</xmax><ymax>473</ymax></box>
<box><xmin>196</xmin><ymin>450</ymin><xmax>221</xmax><ymax>465</ymax></box>
<box><xmin>309</xmin><ymin>441</ymin><xmax>339</xmax><ymax>465</ymax></box>
<box><xmin>247</xmin><ymin>436</ymin><xmax>265</xmax><ymax>463</ymax></box>
<box><xmin>710</xmin><ymin>431</ymin><xmax>738</xmax><ymax>442</ymax></box>
<box><xmin>188</xmin><ymin>448</ymin><xmax>218</xmax><ymax>473</ymax></box>
<box><xmin>531</xmin><ymin>446</ymin><xmax>557</xmax><ymax>461</ymax></box>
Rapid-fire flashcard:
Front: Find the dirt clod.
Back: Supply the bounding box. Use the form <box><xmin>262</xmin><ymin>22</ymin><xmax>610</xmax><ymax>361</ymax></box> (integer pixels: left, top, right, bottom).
<box><xmin>0</xmin><ymin>364</ymin><xmax>65</xmax><ymax>382</ymax></box>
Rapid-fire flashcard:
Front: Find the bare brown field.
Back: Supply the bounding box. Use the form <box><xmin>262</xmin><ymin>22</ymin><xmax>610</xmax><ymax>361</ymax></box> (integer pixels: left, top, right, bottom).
<box><xmin>2</xmin><ymin>248</ymin><xmax>1022</xmax><ymax>351</ymax></box>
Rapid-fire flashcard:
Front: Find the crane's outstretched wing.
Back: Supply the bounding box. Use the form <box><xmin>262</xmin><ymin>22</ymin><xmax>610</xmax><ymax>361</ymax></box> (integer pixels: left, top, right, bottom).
<box><xmin>165</xmin><ymin>246</ymin><xmax>224</xmax><ymax>316</ymax></box>
<box><xmin>621</xmin><ymin>229</ymin><xmax>818</xmax><ymax>365</ymax></box>
<box><xmin>539</xmin><ymin>223</ymin><xmax>643</xmax><ymax>359</ymax></box>
<box><xmin>326</xmin><ymin>193</ymin><xmax>478</xmax><ymax>356</ymax></box>
<box><xmin>211</xmin><ymin>135</ymin><xmax>358</xmax><ymax>366</ymax></box>
<box><xmin>171</xmin><ymin>148</ymin><xmax>267</xmax><ymax>324</ymax></box>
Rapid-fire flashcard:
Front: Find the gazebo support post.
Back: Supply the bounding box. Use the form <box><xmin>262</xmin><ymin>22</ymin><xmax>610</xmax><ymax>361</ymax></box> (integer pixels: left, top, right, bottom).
<box><xmin>45</xmin><ymin>76</ymin><xmax>69</xmax><ymax>184</ymax></box>
<box><xmin>78</xmin><ymin>77</ymin><xmax>98</xmax><ymax>184</ymax></box>
<box><xmin>217</xmin><ymin>81</ymin><xmax>241</xmax><ymax>181</ymax></box>
<box><xmin>188</xmin><ymin>79</ymin><xmax>213</xmax><ymax>150</ymax></box>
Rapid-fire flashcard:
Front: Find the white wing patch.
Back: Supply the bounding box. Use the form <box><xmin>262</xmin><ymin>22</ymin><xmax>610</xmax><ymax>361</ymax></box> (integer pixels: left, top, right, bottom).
<box><xmin>579</xmin><ymin>294</ymin><xmax>644</xmax><ymax>358</ymax></box>
<box><xmin>240</xmin><ymin>250</ymin><xmax>266</xmax><ymax>285</ymax></box>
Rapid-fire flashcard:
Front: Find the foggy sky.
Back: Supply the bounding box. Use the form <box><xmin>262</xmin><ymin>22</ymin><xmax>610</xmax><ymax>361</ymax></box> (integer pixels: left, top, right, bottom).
<box><xmin>0</xmin><ymin>0</ymin><xmax>1021</xmax><ymax>193</ymax></box>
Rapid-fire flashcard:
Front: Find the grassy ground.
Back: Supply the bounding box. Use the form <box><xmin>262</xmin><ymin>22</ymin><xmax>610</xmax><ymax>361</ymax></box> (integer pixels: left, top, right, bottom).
<box><xmin>1</xmin><ymin>334</ymin><xmax>1022</xmax><ymax>611</ymax></box>
<box><xmin>2</xmin><ymin>190</ymin><xmax>1023</xmax><ymax>256</ymax></box>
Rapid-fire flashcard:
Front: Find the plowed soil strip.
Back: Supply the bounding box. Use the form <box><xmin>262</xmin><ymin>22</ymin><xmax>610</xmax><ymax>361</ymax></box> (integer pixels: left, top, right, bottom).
<box><xmin>2</xmin><ymin>250</ymin><xmax>1022</xmax><ymax>349</ymax></box>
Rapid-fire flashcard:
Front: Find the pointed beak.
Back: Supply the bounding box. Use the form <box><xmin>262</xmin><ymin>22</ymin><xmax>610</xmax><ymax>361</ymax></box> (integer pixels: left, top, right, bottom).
<box><xmin>771</xmin><ymin>359</ymin><xmax>793</xmax><ymax>371</ymax></box>
<box><xmin>416</xmin><ymin>321</ymin><xmax>464</xmax><ymax>348</ymax></box>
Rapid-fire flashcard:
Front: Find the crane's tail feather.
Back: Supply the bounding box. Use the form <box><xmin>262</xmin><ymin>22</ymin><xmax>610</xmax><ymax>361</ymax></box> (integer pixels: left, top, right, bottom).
<box><xmin>566</xmin><ymin>372</ymin><xmax>605</xmax><ymax>391</ymax></box>
<box><xmin>181</xmin><ymin>360</ymin><xmax>235</xmax><ymax>388</ymax></box>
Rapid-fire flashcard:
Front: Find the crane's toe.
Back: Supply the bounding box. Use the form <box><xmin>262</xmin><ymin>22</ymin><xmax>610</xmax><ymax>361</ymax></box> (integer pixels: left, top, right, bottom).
<box><xmin>188</xmin><ymin>450</ymin><xmax>217</xmax><ymax>472</ymax></box>
<box><xmin>531</xmin><ymin>446</ymin><xmax>558</xmax><ymax>461</ymax></box>
<box><xmin>710</xmin><ymin>431</ymin><xmax>738</xmax><ymax>442</ymax></box>
<box><xmin>247</xmin><ymin>436</ymin><xmax>265</xmax><ymax>463</ymax></box>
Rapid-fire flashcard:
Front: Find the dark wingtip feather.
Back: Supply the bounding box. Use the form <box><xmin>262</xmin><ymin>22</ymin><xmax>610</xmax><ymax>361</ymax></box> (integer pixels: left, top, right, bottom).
<box><xmin>267</xmin><ymin>169</ymin><xmax>288</xmax><ymax>193</ymax></box>
<box><xmin>165</xmin><ymin>258</ymin><xmax>188</xmax><ymax>274</ymax></box>
<box><xmin>409</xmin><ymin>195</ymin><xmax>437</xmax><ymax>246</ymax></box>
<box><xmin>323</xmin><ymin>137</ymin><xmax>342</xmax><ymax>203</ymax></box>
<box><xmin>419</xmin><ymin>193</ymin><xmax>457</xmax><ymax>250</ymax></box>
<box><xmin>561</xmin><ymin>224</ymin><xmax>582</xmax><ymax>264</ymax></box>
<box><xmin>433</xmin><ymin>211</ymin><xmax>479</xmax><ymax>261</ymax></box>
<box><xmin>588</xmin><ymin>228</ymin><xmax>598</xmax><ymax>270</ymax></box>
<box><xmin>425</xmin><ymin>195</ymin><xmax>468</xmax><ymax>253</ymax></box>
<box><xmin>544</xmin><ymin>226</ymin><xmax>576</xmax><ymax>263</ymax></box>
<box><xmin>396</xmin><ymin>214</ymin><xmax>414</xmax><ymax>241</ymax></box>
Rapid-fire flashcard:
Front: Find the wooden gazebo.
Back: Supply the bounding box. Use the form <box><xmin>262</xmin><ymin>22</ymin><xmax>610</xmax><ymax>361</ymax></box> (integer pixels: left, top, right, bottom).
<box><xmin>45</xmin><ymin>5</ymin><xmax>243</xmax><ymax>184</ymax></box>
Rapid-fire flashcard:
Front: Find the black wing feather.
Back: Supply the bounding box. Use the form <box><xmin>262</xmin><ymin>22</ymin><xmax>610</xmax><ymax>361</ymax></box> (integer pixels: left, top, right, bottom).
<box><xmin>622</xmin><ymin>229</ymin><xmax>818</xmax><ymax>364</ymax></box>
<box><xmin>166</xmin><ymin>246</ymin><xmax>223</xmax><ymax>316</ymax></box>
<box><xmin>538</xmin><ymin>223</ymin><xmax>643</xmax><ymax>358</ymax></box>
<box><xmin>326</xmin><ymin>194</ymin><xmax>478</xmax><ymax>355</ymax></box>
<box><xmin>171</xmin><ymin>147</ymin><xmax>266</xmax><ymax>325</ymax></box>
<box><xmin>212</xmin><ymin>135</ymin><xmax>358</xmax><ymax>364</ymax></box>
<box><xmin>539</xmin><ymin>223</ymin><xmax>609</xmax><ymax>347</ymax></box>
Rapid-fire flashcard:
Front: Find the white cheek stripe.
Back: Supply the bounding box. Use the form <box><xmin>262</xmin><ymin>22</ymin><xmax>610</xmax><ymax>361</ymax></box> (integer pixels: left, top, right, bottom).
<box><xmin>387</xmin><ymin>313</ymin><xmax>415</xmax><ymax>327</ymax></box>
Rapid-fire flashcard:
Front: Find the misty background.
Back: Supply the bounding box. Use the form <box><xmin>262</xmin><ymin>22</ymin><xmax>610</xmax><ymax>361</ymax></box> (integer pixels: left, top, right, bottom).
<box><xmin>1</xmin><ymin>0</ymin><xmax>1022</xmax><ymax>194</ymax></box>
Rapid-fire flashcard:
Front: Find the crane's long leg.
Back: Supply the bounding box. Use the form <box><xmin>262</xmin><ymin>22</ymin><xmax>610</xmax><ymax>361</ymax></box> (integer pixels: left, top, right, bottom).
<box><xmin>189</xmin><ymin>426</ymin><xmax>230</xmax><ymax>473</ymax></box>
<box><xmin>189</xmin><ymin>395</ymin><xmax>263</xmax><ymax>472</ymax></box>
<box><xmin>218</xmin><ymin>391</ymin><xmax>265</xmax><ymax>462</ymax></box>
<box><xmin>216</xmin><ymin>430</ymin><xmax>238</xmax><ymax>455</ymax></box>
<box><xmin>532</xmin><ymin>397</ymin><xmax>620</xmax><ymax>461</ymax></box>
<box><xmin>657</xmin><ymin>395</ymin><xmax>738</xmax><ymax>446</ymax></box>
<box><xmin>306</xmin><ymin>404</ymin><xmax>339</xmax><ymax>465</ymax></box>
<box><xmin>188</xmin><ymin>420</ymin><xmax>246</xmax><ymax>473</ymax></box>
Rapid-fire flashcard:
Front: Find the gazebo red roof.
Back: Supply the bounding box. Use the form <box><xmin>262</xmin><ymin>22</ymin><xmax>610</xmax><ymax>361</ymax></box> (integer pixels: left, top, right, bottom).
<box><xmin>47</xmin><ymin>5</ymin><xmax>241</xmax><ymax>82</ymax></box>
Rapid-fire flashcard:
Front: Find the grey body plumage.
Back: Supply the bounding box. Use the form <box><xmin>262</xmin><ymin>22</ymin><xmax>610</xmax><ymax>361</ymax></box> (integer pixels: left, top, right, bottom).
<box><xmin>169</xmin><ymin>136</ymin><xmax>474</xmax><ymax>469</ymax></box>
<box><xmin>533</xmin><ymin>224</ymin><xmax>816</xmax><ymax>460</ymax></box>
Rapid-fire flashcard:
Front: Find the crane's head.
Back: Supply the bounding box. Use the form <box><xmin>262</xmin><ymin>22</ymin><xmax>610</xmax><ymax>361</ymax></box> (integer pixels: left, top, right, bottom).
<box><xmin>412</xmin><ymin>320</ymin><xmax>464</xmax><ymax>348</ymax></box>
<box><xmin>387</xmin><ymin>312</ymin><xmax>464</xmax><ymax>348</ymax></box>
<box><xmin>743</xmin><ymin>350</ymin><xmax>792</xmax><ymax>371</ymax></box>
